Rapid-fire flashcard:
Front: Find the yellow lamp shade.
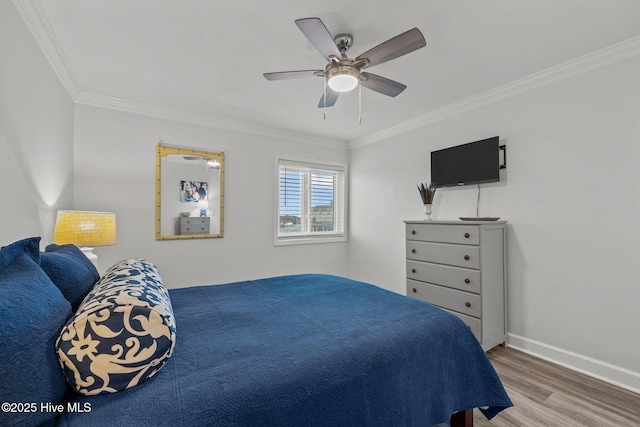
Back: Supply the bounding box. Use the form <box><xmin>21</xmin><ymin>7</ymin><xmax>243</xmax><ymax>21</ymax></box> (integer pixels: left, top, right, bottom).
<box><xmin>53</xmin><ymin>211</ymin><xmax>116</xmax><ymax>247</ymax></box>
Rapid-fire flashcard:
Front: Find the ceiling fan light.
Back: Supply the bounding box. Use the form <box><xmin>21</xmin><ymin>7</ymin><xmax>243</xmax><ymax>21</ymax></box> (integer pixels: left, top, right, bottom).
<box><xmin>328</xmin><ymin>74</ymin><xmax>359</xmax><ymax>92</ymax></box>
<box><xmin>326</xmin><ymin>65</ymin><xmax>360</xmax><ymax>92</ymax></box>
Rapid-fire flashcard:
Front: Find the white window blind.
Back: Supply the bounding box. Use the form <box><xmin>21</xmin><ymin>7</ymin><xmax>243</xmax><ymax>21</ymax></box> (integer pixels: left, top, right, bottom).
<box><xmin>277</xmin><ymin>158</ymin><xmax>346</xmax><ymax>243</ymax></box>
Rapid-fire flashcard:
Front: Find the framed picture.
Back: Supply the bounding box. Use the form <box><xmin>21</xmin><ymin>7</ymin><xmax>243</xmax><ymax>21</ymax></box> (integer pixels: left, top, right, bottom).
<box><xmin>180</xmin><ymin>180</ymin><xmax>208</xmax><ymax>202</ymax></box>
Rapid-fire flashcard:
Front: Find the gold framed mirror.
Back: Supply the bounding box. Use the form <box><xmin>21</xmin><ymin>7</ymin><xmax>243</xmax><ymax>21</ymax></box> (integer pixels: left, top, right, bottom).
<box><xmin>156</xmin><ymin>143</ymin><xmax>224</xmax><ymax>240</ymax></box>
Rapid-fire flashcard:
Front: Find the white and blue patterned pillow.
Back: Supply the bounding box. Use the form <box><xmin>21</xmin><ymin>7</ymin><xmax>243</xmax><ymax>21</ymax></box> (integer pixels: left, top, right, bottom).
<box><xmin>56</xmin><ymin>259</ymin><xmax>176</xmax><ymax>395</ymax></box>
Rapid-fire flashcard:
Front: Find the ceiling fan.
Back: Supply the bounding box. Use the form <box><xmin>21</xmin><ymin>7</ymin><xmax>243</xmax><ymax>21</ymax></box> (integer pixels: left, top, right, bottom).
<box><xmin>263</xmin><ymin>17</ymin><xmax>426</xmax><ymax>108</ymax></box>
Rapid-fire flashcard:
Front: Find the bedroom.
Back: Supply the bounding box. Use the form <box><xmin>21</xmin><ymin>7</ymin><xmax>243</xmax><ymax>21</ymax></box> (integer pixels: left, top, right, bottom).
<box><xmin>1</xmin><ymin>0</ymin><xmax>639</xmax><ymax>425</ymax></box>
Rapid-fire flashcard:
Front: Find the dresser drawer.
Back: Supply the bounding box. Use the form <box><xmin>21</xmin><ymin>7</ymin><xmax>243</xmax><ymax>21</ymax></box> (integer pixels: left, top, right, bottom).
<box><xmin>442</xmin><ymin>308</ymin><xmax>481</xmax><ymax>341</ymax></box>
<box><xmin>179</xmin><ymin>226</ymin><xmax>209</xmax><ymax>235</ymax></box>
<box><xmin>407</xmin><ymin>241</ymin><xmax>480</xmax><ymax>269</ymax></box>
<box><xmin>180</xmin><ymin>217</ymin><xmax>210</xmax><ymax>226</ymax></box>
<box><xmin>407</xmin><ymin>260</ymin><xmax>480</xmax><ymax>294</ymax></box>
<box><xmin>407</xmin><ymin>279</ymin><xmax>481</xmax><ymax>317</ymax></box>
<box><xmin>406</xmin><ymin>223</ymin><xmax>479</xmax><ymax>245</ymax></box>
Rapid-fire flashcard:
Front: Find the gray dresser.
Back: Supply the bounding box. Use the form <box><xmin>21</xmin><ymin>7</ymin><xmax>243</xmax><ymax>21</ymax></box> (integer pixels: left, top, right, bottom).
<box><xmin>177</xmin><ymin>216</ymin><xmax>210</xmax><ymax>235</ymax></box>
<box><xmin>405</xmin><ymin>220</ymin><xmax>507</xmax><ymax>351</ymax></box>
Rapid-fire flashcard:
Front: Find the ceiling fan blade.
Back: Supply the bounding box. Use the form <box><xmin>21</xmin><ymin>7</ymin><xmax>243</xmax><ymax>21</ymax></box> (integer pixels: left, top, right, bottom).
<box><xmin>295</xmin><ymin>17</ymin><xmax>343</xmax><ymax>61</ymax></box>
<box><xmin>360</xmin><ymin>72</ymin><xmax>407</xmax><ymax>97</ymax></box>
<box><xmin>263</xmin><ymin>70</ymin><xmax>323</xmax><ymax>81</ymax></box>
<box><xmin>317</xmin><ymin>87</ymin><xmax>340</xmax><ymax>108</ymax></box>
<box><xmin>355</xmin><ymin>28</ymin><xmax>426</xmax><ymax>68</ymax></box>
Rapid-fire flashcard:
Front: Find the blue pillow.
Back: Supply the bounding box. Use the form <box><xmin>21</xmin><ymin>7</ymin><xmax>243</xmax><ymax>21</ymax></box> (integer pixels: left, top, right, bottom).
<box><xmin>41</xmin><ymin>244</ymin><xmax>100</xmax><ymax>311</ymax></box>
<box><xmin>0</xmin><ymin>237</ymin><xmax>73</xmax><ymax>427</ymax></box>
<box><xmin>56</xmin><ymin>259</ymin><xmax>176</xmax><ymax>395</ymax></box>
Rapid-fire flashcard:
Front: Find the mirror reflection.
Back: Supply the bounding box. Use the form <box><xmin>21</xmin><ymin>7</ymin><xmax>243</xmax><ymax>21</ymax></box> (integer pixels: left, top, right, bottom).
<box><xmin>156</xmin><ymin>144</ymin><xmax>224</xmax><ymax>240</ymax></box>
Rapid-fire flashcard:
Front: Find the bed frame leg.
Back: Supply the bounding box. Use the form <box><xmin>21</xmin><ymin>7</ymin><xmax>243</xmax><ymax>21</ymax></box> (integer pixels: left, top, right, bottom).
<box><xmin>450</xmin><ymin>408</ymin><xmax>473</xmax><ymax>427</ymax></box>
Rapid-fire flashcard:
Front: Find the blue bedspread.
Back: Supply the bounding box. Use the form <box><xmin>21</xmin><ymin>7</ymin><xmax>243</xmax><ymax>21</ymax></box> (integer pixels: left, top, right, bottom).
<box><xmin>57</xmin><ymin>274</ymin><xmax>511</xmax><ymax>426</ymax></box>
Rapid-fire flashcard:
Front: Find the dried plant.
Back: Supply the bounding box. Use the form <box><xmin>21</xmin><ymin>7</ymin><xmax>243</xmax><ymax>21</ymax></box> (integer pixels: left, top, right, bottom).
<box><xmin>417</xmin><ymin>182</ymin><xmax>436</xmax><ymax>204</ymax></box>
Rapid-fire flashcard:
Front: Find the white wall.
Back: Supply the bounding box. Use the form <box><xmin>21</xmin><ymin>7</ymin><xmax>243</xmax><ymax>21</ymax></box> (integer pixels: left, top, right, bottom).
<box><xmin>73</xmin><ymin>105</ymin><xmax>350</xmax><ymax>286</ymax></box>
<box><xmin>348</xmin><ymin>55</ymin><xmax>640</xmax><ymax>391</ymax></box>
<box><xmin>0</xmin><ymin>1</ymin><xmax>74</xmax><ymax>245</ymax></box>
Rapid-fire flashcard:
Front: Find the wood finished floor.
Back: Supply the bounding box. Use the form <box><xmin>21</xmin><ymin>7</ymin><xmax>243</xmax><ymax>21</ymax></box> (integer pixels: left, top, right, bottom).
<box><xmin>474</xmin><ymin>346</ymin><xmax>640</xmax><ymax>427</ymax></box>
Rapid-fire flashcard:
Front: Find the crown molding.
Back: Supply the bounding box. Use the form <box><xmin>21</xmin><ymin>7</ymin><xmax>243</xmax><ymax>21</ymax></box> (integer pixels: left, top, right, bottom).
<box><xmin>75</xmin><ymin>92</ymin><xmax>347</xmax><ymax>149</ymax></box>
<box><xmin>17</xmin><ymin>0</ymin><xmax>640</xmax><ymax>150</ymax></box>
<box><xmin>15</xmin><ymin>0</ymin><xmax>345</xmax><ymax>149</ymax></box>
<box><xmin>349</xmin><ymin>35</ymin><xmax>640</xmax><ymax>149</ymax></box>
<box><xmin>13</xmin><ymin>0</ymin><xmax>81</xmax><ymax>100</ymax></box>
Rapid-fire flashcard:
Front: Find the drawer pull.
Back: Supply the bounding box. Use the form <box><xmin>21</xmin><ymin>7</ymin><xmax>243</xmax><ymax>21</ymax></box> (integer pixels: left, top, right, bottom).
<box><xmin>464</xmin><ymin>278</ymin><xmax>470</xmax><ymax>284</ymax></box>
<box><xmin>465</xmin><ymin>302</ymin><xmax>471</xmax><ymax>308</ymax></box>
<box><xmin>412</xmin><ymin>288</ymin><xmax>417</xmax><ymax>293</ymax></box>
<box><xmin>411</xmin><ymin>230</ymin><xmax>417</xmax><ymax>235</ymax></box>
<box><xmin>411</xmin><ymin>268</ymin><xmax>417</xmax><ymax>273</ymax></box>
<box><xmin>464</xmin><ymin>255</ymin><xmax>470</xmax><ymax>261</ymax></box>
<box><xmin>411</xmin><ymin>249</ymin><xmax>416</xmax><ymax>254</ymax></box>
<box><xmin>464</xmin><ymin>232</ymin><xmax>470</xmax><ymax>238</ymax></box>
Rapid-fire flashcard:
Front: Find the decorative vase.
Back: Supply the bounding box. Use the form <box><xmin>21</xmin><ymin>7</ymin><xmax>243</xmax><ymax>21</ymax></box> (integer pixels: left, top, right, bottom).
<box><xmin>424</xmin><ymin>203</ymin><xmax>433</xmax><ymax>220</ymax></box>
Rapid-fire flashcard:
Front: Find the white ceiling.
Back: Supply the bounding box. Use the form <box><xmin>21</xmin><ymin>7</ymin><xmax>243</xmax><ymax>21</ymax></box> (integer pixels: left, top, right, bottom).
<box><xmin>22</xmin><ymin>0</ymin><xmax>640</xmax><ymax>144</ymax></box>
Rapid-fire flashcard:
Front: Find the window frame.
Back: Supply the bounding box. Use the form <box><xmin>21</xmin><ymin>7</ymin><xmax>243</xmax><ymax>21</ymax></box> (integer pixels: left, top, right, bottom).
<box><xmin>274</xmin><ymin>155</ymin><xmax>348</xmax><ymax>246</ymax></box>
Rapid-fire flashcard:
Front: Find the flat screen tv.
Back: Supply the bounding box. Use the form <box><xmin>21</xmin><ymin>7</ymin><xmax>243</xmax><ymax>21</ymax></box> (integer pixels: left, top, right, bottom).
<box><xmin>430</xmin><ymin>136</ymin><xmax>501</xmax><ymax>188</ymax></box>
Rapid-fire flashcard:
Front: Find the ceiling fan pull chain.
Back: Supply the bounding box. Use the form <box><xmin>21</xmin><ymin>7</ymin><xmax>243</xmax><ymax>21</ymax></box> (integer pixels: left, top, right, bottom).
<box><xmin>358</xmin><ymin>83</ymin><xmax>362</xmax><ymax>124</ymax></box>
<box><xmin>323</xmin><ymin>76</ymin><xmax>327</xmax><ymax>120</ymax></box>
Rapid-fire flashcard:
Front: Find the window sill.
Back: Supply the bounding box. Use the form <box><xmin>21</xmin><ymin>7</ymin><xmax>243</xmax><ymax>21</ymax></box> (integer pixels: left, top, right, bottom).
<box><xmin>274</xmin><ymin>235</ymin><xmax>347</xmax><ymax>246</ymax></box>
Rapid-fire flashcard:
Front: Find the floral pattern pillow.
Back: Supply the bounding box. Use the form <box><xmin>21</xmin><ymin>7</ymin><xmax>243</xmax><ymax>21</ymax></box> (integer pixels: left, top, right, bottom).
<box><xmin>56</xmin><ymin>259</ymin><xmax>176</xmax><ymax>395</ymax></box>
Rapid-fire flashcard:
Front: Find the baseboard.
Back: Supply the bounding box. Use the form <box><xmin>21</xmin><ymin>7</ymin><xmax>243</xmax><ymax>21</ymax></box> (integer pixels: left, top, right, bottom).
<box><xmin>507</xmin><ymin>333</ymin><xmax>640</xmax><ymax>395</ymax></box>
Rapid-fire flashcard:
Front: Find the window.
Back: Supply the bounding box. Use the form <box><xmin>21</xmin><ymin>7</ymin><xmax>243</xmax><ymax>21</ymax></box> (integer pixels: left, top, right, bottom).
<box><xmin>276</xmin><ymin>157</ymin><xmax>347</xmax><ymax>245</ymax></box>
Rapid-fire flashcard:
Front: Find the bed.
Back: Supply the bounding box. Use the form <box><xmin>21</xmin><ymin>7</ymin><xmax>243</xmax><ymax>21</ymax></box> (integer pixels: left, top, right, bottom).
<box><xmin>0</xmin><ymin>237</ymin><xmax>511</xmax><ymax>427</ymax></box>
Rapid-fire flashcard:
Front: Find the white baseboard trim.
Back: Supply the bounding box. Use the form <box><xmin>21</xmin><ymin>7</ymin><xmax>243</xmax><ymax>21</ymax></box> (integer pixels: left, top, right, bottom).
<box><xmin>507</xmin><ymin>333</ymin><xmax>640</xmax><ymax>395</ymax></box>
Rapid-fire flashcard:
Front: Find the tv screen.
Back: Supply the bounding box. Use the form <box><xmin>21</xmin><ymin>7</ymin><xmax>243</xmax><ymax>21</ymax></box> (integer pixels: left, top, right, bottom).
<box><xmin>431</xmin><ymin>136</ymin><xmax>500</xmax><ymax>187</ymax></box>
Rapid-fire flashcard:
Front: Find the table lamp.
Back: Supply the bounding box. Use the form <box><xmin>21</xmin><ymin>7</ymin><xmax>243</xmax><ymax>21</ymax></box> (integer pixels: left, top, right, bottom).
<box><xmin>53</xmin><ymin>210</ymin><xmax>116</xmax><ymax>267</ymax></box>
